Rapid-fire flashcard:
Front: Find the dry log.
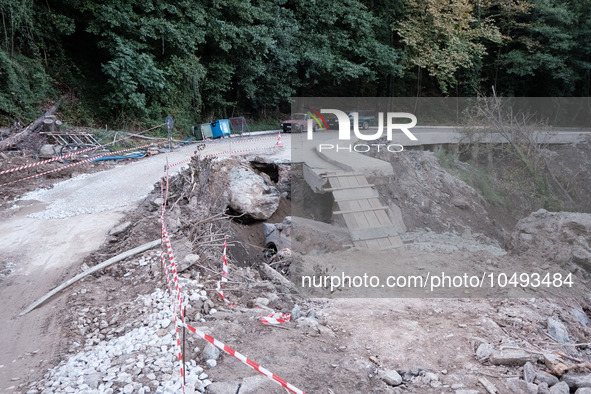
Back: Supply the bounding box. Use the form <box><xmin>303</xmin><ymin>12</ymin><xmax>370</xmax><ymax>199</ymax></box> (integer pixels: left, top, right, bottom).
<box><xmin>0</xmin><ymin>98</ymin><xmax>63</xmax><ymax>152</ymax></box>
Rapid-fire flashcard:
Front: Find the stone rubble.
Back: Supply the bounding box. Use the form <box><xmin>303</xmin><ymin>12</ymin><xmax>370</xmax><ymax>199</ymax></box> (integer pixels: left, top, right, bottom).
<box><xmin>28</xmin><ymin>288</ymin><xmax>216</xmax><ymax>394</ymax></box>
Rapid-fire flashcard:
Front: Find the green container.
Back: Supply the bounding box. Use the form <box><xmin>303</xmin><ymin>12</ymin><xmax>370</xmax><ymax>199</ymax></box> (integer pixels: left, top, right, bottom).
<box><xmin>200</xmin><ymin>123</ymin><xmax>213</xmax><ymax>140</ymax></box>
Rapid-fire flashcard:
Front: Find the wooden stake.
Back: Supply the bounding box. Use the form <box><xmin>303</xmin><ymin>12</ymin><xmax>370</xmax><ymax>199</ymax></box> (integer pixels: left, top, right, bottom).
<box><xmin>183</xmin><ymin>306</ymin><xmax>187</xmax><ymax>386</ymax></box>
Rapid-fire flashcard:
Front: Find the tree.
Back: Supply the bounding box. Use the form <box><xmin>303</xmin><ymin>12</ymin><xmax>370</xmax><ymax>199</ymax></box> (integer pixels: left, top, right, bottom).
<box><xmin>395</xmin><ymin>0</ymin><xmax>502</xmax><ymax>95</ymax></box>
<box><xmin>483</xmin><ymin>0</ymin><xmax>590</xmax><ymax>96</ymax></box>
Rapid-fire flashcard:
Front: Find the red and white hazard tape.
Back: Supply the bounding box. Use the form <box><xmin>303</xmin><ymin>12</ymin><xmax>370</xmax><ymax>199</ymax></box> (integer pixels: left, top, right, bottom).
<box><xmin>0</xmin><ymin>145</ymin><xmax>99</xmax><ymax>175</ymax></box>
<box><xmin>216</xmin><ymin>238</ymin><xmax>234</xmax><ymax>305</ymax></box>
<box><xmin>0</xmin><ymin>123</ymin><xmax>165</xmax><ymax>176</ymax></box>
<box><xmin>261</xmin><ymin>312</ymin><xmax>291</xmax><ymax>325</ymax></box>
<box><xmin>168</xmin><ymin>157</ymin><xmax>193</xmax><ymax>169</ymax></box>
<box><xmin>228</xmin><ymin>136</ymin><xmax>277</xmax><ymax>144</ymax></box>
<box><xmin>184</xmin><ymin>322</ymin><xmax>306</xmax><ymax>394</ymax></box>
<box><xmin>202</xmin><ymin>144</ymin><xmax>279</xmax><ymax>159</ymax></box>
<box><xmin>0</xmin><ymin>142</ymin><xmax>158</xmax><ymax>187</ymax></box>
<box><xmin>157</xmin><ymin>147</ymin><xmax>304</xmax><ymax>394</ymax></box>
<box><xmin>160</xmin><ymin>215</ymin><xmax>186</xmax><ymax>323</ymax></box>
<box><xmin>159</xmin><ymin>238</ymin><xmax>186</xmax><ymax>391</ymax></box>
<box><xmin>159</xmin><ymin>181</ymin><xmax>186</xmax><ymax>392</ymax></box>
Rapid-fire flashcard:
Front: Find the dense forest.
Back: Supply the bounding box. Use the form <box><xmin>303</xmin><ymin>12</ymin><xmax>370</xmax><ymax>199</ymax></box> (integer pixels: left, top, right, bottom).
<box><xmin>0</xmin><ymin>0</ymin><xmax>589</xmax><ymax>130</ymax></box>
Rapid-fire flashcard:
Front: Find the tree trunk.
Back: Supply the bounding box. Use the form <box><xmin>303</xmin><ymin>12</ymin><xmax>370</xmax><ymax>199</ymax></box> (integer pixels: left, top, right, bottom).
<box><xmin>0</xmin><ymin>98</ymin><xmax>63</xmax><ymax>152</ymax></box>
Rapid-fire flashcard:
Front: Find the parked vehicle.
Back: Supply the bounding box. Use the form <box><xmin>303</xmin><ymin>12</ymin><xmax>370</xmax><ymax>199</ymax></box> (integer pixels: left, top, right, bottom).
<box><xmin>326</xmin><ymin>110</ymin><xmax>375</xmax><ymax>130</ymax></box>
<box><xmin>350</xmin><ymin>110</ymin><xmax>375</xmax><ymax>130</ymax></box>
<box><xmin>280</xmin><ymin>113</ymin><xmax>318</xmax><ymax>133</ymax></box>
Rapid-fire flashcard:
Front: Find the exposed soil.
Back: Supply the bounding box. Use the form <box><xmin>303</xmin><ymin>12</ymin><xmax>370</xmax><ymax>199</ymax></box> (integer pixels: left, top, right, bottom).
<box><xmin>2</xmin><ymin>134</ymin><xmax>591</xmax><ymax>394</ymax></box>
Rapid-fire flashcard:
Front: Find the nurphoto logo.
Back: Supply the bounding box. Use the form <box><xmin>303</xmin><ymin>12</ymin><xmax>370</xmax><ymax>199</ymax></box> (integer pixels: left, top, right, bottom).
<box><xmin>305</xmin><ymin>109</ymin><xmax>418</xmax><ymax>153</ymax></box>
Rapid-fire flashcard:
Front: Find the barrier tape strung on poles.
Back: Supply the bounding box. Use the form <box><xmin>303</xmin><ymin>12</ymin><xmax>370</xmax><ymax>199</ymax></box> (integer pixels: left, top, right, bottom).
<box><xmin>0</xmin><ymin>123</ymin><xmax>165</xmax><ymax>176</ymax></box>
<box><xmin>202</xmin><ymin>144</ymin><xmax>279</xmax><ymax>159</ymax></box>
<box><xmin>168</xmin><ymin>158</ymin><xmax>193</xmax><ymax>169</ymax></box>
<box><xmin>157</xmin><ymin>135</ymin><xmax>305</xmax><ymax>394</ymax></box>
<box><xmin>159</xmin><ymin>178</ymin><xmax>187</xmax><ymax>393</ymax></box>
<box><xmin>0</xmin><ymin>142</ymin><xmax>160</xmax><ymax>187</ymax></box>
<box><xmin>215</xmin><ymin>238</ymin><xmax>235</xmax><ymax>306</ymax></box>
<box><xmin>227</xmin><ymin>136</ymin><xmax>277</xmax><ymax>144</ymax></box>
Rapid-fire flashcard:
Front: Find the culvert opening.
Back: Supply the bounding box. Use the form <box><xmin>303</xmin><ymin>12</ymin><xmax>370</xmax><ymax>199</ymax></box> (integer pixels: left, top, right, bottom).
<box><xmin>250</xmin><ymin>161</ymin><xmax>279</xmax><ymax>183</ymax></box>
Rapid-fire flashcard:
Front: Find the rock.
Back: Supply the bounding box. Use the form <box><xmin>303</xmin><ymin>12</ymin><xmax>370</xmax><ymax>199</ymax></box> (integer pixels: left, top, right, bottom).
<box><xmin>571</xmin><ymin>309</ymin><xmax>589</xmax><ymax>326</ymax></box>
<box><xmin>123</xmin><ymin>384</ymin><xmax>134</xmax><ymax>394</ymax></box>
<box><xmin>201</xmin><ymin>343</ymin><xmax>220</xmax><ymax>361</ymax></box>
<box><xmin>228</xmin><ymin>166</ymin><xmax>280</xmax><ymax>220</ymax></box>
<box><xmin>476</xmin><ymin>342</ymin><xmax>494</xmax><ymax>360</ymax></box>
<box><xmin>536</xmin><ymin>371</ymin><xmax>559</xmax><ymax>387</ymax></box>
<box><xmin>548</xmin><ymin>318</ymin><xmax>570</xmax><ymax>344</ymax></box>
<box><xmin>561</xmin><ymin>373</ymin><xmax>591</xmax><ymax>389</ymax></box>
<box><xmin>524</xmin><ymin>362</ymin><xmax>536</xmax><ymax>383</ymax></box>
<box><xmin>291</xmin><ymin>304</ymin><xmax>301</xmax><ymax>320</ymax></box>
<box><xmin>451</xmin><ymin>197</ymin><xmax>470</xmax><ymax>210</ymax></box>
<box><xmin>205</xmin><ymin>359</ymin><xmax>217</xmax><ymax>368</ymax></box>
<box><xmin>152</xmin><ymin>198</ymin><xmax>164</xmax><ymax>207</ymax></box>
<box><xmin>156</xmin><ymin>329</ymin><xmax>168</xmax><ymax>337</ymax></box>
<box><xmin>538</xmin><ymin>382</ymin><xmax>550</xmax><ymax>394</ymax></box>
<box><xmin>506</xmin><ymin>377</ymin><xmax>539</xmax><ymax>393</ymax></box>
<box><xmin>455</xmin><ymin>390</ymin><xmax>479</xmax><ymax>394</ymax></box>
<box><xmin>83</xmin><ymin>372</ymin><xmax>102</xmax><ymax>390</ymax></box>
<box><xmin>380</xmin><ymin>369</ymin><xmax>403</xmax><ymax>386</ymax></box>
<box><xmin>490</xmin><ymin>349</ymin><xmax>535</xmax><ymax>366</ymax></box>
<box><xmin>509</xmin><ymin>211</ymin><xmax>591</xmax><ymax>271</ymax></box>
<box><xmin>206</xmin><ymin>382</ymin><xmax>239</xmax><ymax>394</ymax></box>
<box><xmin>160</xmin><ymin>318</ymin><xmax>171</xmax><ymax>329</ymax></box>
<box><xmin>549</xmin><ymin>382</ymin><xmax>570</xmax><ymax>394</ymax></box>
<box><xmin>109</xmin><ymin>221</ymin><xmax>132</xmax><ymax>236</ymax></box>
<box><xmin>179</xmin><ymin>254</ymin><xmax>200</xmax><ymax>272</ymax></box>
<box><xmin>39</xmin><ymin>144</ymin><xmax>56</xmax><ymax>158</ymax></box>
<box><xmin>422</xmin><ymin>372</ymin><xmax>438</xmax><ymax>384</ymax></box>
<box><xmin>255</xmin><ymin>297</ymin><xmax>269</xmax><ymax>306</ymax></box>
<box><xmin>239</xmin><ymin>375</ymin><xmax>281</xmax><ymax>393</ymax></box>
<box><xmin>575</xmin><ymin>388</ymin><xmax>591</xmax><ymax>394</ymax></box>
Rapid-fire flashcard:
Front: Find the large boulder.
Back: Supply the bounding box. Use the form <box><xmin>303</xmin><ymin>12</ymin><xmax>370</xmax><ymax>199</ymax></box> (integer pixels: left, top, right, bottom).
<box><xmin>228</xmin><ymin>166</ymin><xmax>280</xmax><ymax>220</ymax></box>
<box><xmin>39</xmin><ymin>144</ymin><xmax>57</xmax><ymax>158</ymax></box>
<box><xmin>510</xmin><ymin>209</ymin><xmax>591</xmax><ymax>271</ymax></box>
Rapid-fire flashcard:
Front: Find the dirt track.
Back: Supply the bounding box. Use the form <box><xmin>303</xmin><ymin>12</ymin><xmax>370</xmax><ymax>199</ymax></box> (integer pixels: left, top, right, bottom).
<box><xmin>1</xmin><ymin>133</ymin><xmax>590</xmax><ymax>393</ymax></box>
<box><xmin>0</xmin><ymin>135</ymin><xmax>289</xmax><ymax>391</ymax></box>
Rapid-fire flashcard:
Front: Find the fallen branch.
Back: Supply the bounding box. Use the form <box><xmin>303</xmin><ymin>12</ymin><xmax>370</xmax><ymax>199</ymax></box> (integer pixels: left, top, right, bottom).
<box><xmin>261</xmin><ymin>263</ymin><xmax>293</xmax><ymax>289</ymax></box>
<box><xmin>478</xmin><ymin>377</ymin><xmax>498</xmax><ymax>394</ymax></box>
<box><xmin>19</xmin><ymin>239</ymin><xmax>160</xmax><ymax>316</ymax></box>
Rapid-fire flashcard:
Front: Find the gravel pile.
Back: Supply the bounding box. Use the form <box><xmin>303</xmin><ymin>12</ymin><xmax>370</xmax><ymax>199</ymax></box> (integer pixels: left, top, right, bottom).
<box><xmin>29</xmin><ymin>288</ymin><xmax>212</xmax><ymax>394</ymax></box>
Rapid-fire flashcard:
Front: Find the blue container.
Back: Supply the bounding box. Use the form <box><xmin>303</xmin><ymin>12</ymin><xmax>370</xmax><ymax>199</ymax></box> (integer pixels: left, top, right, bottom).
<box><xmin>210</xmin><ymin>119</ymin><xmax>231</xmax><ymax>138</ymax></box>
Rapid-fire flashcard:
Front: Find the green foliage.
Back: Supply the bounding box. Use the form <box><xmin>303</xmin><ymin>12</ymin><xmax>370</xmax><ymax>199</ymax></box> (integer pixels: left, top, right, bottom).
<box><xmin>101</xmin><ymin>39</ymin><xmax>166</xmax><ymax>114</ymax></box>
<box><xmin>482</xmin><ymin>0</ymin><xmax>591</xmax><ymax>96</ymax></box>
<box><xmin>0</xmin><ymin>50</ymin><xmax>53</xmax><ymax>120</ymax></box>
<box><xmin>1</xmin><ymin>0</ymin><xmax>590</xmax><ymax>127</ymax></box>
<box><xmin>396</xmin><ymin>0</ymin><xmax>502</xmax><ymax>94</ymax></box>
